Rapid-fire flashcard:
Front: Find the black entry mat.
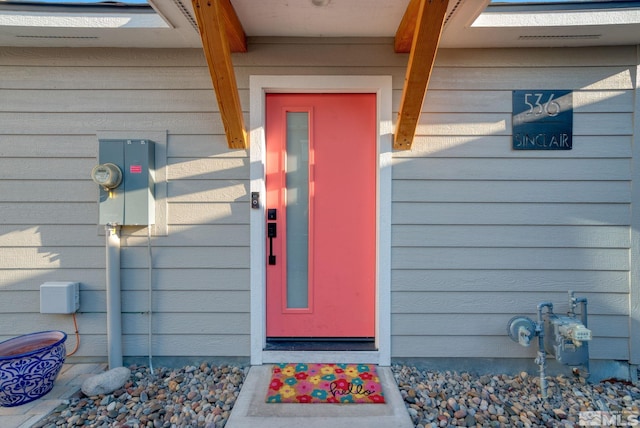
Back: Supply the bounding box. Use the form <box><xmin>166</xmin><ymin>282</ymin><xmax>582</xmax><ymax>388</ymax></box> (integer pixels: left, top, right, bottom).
<box><xmin>265</xmin><ymin>339</ymin><xmax>376</xmax><ymax>351</ymax></box>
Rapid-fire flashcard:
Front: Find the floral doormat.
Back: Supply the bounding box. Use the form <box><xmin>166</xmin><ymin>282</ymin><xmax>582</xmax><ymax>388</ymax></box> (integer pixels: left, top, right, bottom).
<box><xmin>266</xmin><ymin>363</ymin><xmax>385</xmax><ymax>404</ymax></box>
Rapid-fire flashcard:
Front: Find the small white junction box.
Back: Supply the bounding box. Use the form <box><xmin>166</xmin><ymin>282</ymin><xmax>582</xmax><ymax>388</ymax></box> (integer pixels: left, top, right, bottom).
<box><xmin>40</xmin><ymin>282</ymin><xmax>80</xmax><ymax>314</ymax></box>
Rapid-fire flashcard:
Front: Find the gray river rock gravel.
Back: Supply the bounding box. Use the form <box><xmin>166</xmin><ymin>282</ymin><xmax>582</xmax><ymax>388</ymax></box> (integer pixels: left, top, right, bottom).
<box><xmin>31</xmin><ymin>362</ymin><xmax>640</xmax><ymax>428</ymax></box>
<box><xmin>392</xmin><ymin>364</ymin><xmax>640</xmax><ymax>427</ymax></box>
<box><xmin>33</xmin><ymin>363</ymin><xmax>246</xmax><ymax>428</ymax></box>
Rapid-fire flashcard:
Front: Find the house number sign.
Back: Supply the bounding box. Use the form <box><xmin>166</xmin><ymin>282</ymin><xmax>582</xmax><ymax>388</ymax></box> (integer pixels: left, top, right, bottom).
<box><xmin>512</xmin><ymin>90</ymin><xmax>573</xmax><ymax>150</ymax></box>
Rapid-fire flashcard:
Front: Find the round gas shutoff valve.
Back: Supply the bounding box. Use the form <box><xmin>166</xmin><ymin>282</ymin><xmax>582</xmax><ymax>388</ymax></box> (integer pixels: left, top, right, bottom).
<box><xmin>91</xmin><ymin>163</ymin><xmax>122</xmax><ymax>189</ymax></box>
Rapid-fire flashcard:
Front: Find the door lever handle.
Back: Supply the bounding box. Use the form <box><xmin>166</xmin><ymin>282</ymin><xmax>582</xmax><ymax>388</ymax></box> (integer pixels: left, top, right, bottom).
<box><xmin>267</xmin><ymin>222</ymin><xmax>277</xmax><ymax>265</ymax></box>
<box><xmin>268</xmin><ymin>222</ymin><xmax>277</xmax><ymax>238</ymax></box>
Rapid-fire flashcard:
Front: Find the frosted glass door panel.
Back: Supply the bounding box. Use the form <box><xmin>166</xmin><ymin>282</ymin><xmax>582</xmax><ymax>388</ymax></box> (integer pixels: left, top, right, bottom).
<box><xmin>285</xmin><ymin>112</ymin><xmax>309</xmax><ymax>309</ymax></box>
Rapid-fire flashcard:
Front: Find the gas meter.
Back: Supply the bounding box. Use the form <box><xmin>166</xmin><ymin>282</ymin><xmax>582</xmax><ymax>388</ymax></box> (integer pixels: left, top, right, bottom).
<box><xmin>507</xmin><ymin>291</ymin><xmax>591</xmax><ymax>398</ymax></box>
<box><xmin>544</xmin><ymin>313</ymin><xmax>591</xmax><ymax>366</ymax></box>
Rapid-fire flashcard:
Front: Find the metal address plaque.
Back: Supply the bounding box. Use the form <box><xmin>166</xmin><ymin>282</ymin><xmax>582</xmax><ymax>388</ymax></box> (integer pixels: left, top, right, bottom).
<box><xmin>512</xmin><ymin>90</ymin><xmax>573</xmax><ymax>150</ymax></box>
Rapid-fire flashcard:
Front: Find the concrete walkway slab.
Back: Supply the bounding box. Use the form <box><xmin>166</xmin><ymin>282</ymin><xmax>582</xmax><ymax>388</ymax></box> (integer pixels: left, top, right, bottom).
<box><xmin>226</xmin><ymin>365</ymin><xmax>413</xmax><ymax>428</ymax></box>
<box><xmin>0</xmin><ymin>363</ymin><xmax>106</xmax><ymax>428</ymax></box>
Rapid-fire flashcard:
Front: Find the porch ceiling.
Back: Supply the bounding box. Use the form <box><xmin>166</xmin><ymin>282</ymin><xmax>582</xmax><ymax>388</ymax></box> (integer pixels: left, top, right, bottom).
<box><xmin>178</xmin><ymin>0</ymin><xmax>640</xmax><ymax>149</ymax></box>
<box><xmin>3</xmin><ymin>0</ymin><xmax>640</xmax><ymax>49</ymax></box>
<box><xmin>191</xmin><ymin>0</ymin><xmax>453</xmax><ymax>149</ymax></box>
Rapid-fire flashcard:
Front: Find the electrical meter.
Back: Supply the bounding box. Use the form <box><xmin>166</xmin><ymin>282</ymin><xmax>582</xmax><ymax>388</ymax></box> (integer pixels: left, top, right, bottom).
<box><xmin>94</xmin><ymin>139</ymin><xmax>155</xmax><ymax>225</ymax></box>
<box><xmin>91</xmin><ymin>163</ymin><xmax>122</xmax><ymax>190</ymax></box>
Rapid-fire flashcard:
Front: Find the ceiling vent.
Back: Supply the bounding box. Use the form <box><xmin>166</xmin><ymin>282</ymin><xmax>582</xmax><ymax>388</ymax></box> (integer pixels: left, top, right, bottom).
<box><xmin>444</xmin><ymin>0</ymin><xmax>464</xmax><ymax>26</ymax></box>
<box><xmin>170</xmin><ymin>0</ymin><xmax>198</xmax><ymax>32</ymax></box>
<box><xmin>519</xmin><ymin>34</ymin><xmax>601</xmax><ymax>40</ymax></box>
<box><xmin>16</xmin><ymin>35</ymin><xmax>99</xmax><ymax>39</ymax></box>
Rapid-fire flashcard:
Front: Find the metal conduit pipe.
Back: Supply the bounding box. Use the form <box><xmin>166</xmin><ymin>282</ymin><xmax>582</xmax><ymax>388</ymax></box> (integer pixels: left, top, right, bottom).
<box><xmin>568</xmin><ymin>291</ymin><xmax>590</xmax><ymax>377</ymax></box>
<box><xmin>569</xmin><ymin>290</ymin><xmax>588</xmax><ymax>326</ymax></box>
<box><xmin>536</xmin><ymin>302</ymin><xmax>553</xmax><ymax>399</ymax></box>
<box><xmin>106</xmin><ymin>223</ymin><xmax>123</xmax><ymax>369</ymax></box>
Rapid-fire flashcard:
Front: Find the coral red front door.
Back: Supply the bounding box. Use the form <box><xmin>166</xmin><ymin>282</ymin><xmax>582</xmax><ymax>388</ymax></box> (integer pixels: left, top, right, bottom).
<box><xmin>265</xmin><ymin>93</ymin><xmax>376</xmax><ymax>338</ymax></box>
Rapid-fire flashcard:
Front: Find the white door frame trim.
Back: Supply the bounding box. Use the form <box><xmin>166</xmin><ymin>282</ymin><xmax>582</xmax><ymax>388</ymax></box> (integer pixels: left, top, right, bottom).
<box><xmin>249</xmin><ymin>75</ymin><xmax>392</xmax><ymax>366</ymax></box>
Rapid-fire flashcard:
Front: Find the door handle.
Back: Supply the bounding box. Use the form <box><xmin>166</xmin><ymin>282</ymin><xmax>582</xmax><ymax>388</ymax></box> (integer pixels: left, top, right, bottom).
<box><xmin>268</xmin><ymin>222</ymin><xmax>277</xmax><ymax>238</ymax></box>
<box><xmin>267</xmin><ymin>209</ymin><xmax>277</xmax><ymax>265</ymax></box>
<box><xmin>268</xmin><ymin>223</ymin><xmax>276</xmax><ymax>265</ymax></box>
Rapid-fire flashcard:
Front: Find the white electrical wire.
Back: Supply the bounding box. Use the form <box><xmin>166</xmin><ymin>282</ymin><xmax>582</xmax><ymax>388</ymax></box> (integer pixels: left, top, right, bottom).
<box><xmin>147</xmin><ymin>226</ymin><xmax>154</xmax><ymax>374</ymax></box>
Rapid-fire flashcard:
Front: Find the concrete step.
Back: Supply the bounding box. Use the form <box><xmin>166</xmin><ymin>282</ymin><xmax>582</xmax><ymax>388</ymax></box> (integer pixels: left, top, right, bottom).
<box><xmin>226</xmin><ymin>365</ymin><xmax>414</xmax><ymax>428</ymax></box>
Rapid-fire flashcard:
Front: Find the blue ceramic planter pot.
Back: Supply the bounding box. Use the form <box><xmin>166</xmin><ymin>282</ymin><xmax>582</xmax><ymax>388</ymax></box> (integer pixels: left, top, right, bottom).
<box><xmin>0</xmin><ymin>330</ymin><xmax>67</xmax><ymax>407</ymax></box>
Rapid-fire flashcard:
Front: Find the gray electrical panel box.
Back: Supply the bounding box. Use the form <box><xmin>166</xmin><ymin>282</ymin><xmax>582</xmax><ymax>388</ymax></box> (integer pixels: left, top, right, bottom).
<box><xmin>95</xmin><ymin>139</ymin><xmax>155</xmax><ymax>225</ymax></box>
<box><xmin>40</xmin><ymin>282</ymin><xmax>80</xmax><ymax>314</ymax></box>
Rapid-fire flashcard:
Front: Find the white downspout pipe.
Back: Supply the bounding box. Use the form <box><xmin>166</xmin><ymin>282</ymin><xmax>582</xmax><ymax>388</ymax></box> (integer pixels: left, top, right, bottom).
<box><xmin>106</xmin><ymin>223</ymin><xmax>123</xmax><ymax>369</ymax></box>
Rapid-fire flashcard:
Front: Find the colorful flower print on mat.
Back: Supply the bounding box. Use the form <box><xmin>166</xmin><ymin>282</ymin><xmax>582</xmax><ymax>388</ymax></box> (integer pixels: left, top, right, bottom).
<box><xmin>265</xmin><ymin>363</ymin><xmax>385</xmax><ymax>404</ymax></box>
<box><xmin>284</xmin><ymin>377</ymin><xmax>298</xmax><ymax>386</ymax></box>
<box><xmin>360</xmin><ymin>372</ymin><xmax>373</xmax><ymax>380</ymax></box>
<box><xmin>294</xmin><ymin>371</ymin><xmax>309</xmax><ymax>381</ymax></box>
<box><xmin>369</xmin><ymin>394</ymin><xmax>385</xmax><ymax>403</ymax></box>
<box><xmin>320</xmin><ymin>365</ymin><xmax>335</xmax><ymax>375</ymax></box>
<box><xmin>281</xmin><ymin>366</ymin><xmax>296</xmax><ymax>377</ymax></box>
<box><xmin>296</xmin><ymin>381</ymin><xmax>314</xmax><ymax>395</ymax></box>
<box><xmin>344</xmin><ymin>366</ymin><xmax>359</xmax><ymax>377</ymax></box>
<box><xmin>331</xmin><ymin>378</ymin><xmax>350</xmax><ymax>392</ymax></box>
<box><xmin>269</xmin><ymin>378</ymin><xmax>283</xmax><ymax>391</ymax></box>
<box><xmin>308</xmin><ymin>375</ymin><xmax>321</xmax><ymax>385</ymax></box>
<box><xmin>280</xmin><ymin>385</ymin><xmax>296</xmax><ymax>399</ymax></box>
<box><xmin>365</xmin><ymin>381</ymin><xmax>381</xmax><ymax>394</ymax></box>
<box><xmin>297</xmin><ymin>395</ymin><xmax>313</xmax><ymax>403</ymax></box>
<box><xmin>311</xmin><ymin>389</ymin><xmax>327</xmax><ymax>400</ymax></box>
<box><xmin>267</xmin><ymin>395</ymin><xmax>281</xmax><ymax>403</ymax></box>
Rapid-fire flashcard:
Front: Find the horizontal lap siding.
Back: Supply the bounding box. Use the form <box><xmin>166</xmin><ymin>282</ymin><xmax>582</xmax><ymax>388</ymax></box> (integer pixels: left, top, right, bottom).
<box><xmin>392</xmin><ymin>46</ymin><xmax>636</xmax><ymax>361</ymax></box>
<box><xmin>0</xmin><ymin>42</ymin><xmax>636</xmax><ymax>363</ymax></box>
<box><xmin>0</xmin><ymin>47</ymin><xmax>250</xmax><ymax>358</ymax></box>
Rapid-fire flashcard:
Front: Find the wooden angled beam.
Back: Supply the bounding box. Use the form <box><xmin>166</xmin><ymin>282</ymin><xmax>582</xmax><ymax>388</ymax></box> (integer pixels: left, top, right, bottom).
<box><xmin>192</xmin><ymin>0</ymin><xmax>248</xmax><ymax>149</ymax></box>
<box><xmin>219</xmin><ymin>0</ymin><xmax>247</xmax><ymax>53</ymax></box>
<box><xmin>394</xmin><ymin>0</ymin><xmax>420</xmax><ymax>53</ymax></box>
<box><xmin>394</xmin><ymin>0</ymin><xmax>449</xmax><ymax>150</ymax></box>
